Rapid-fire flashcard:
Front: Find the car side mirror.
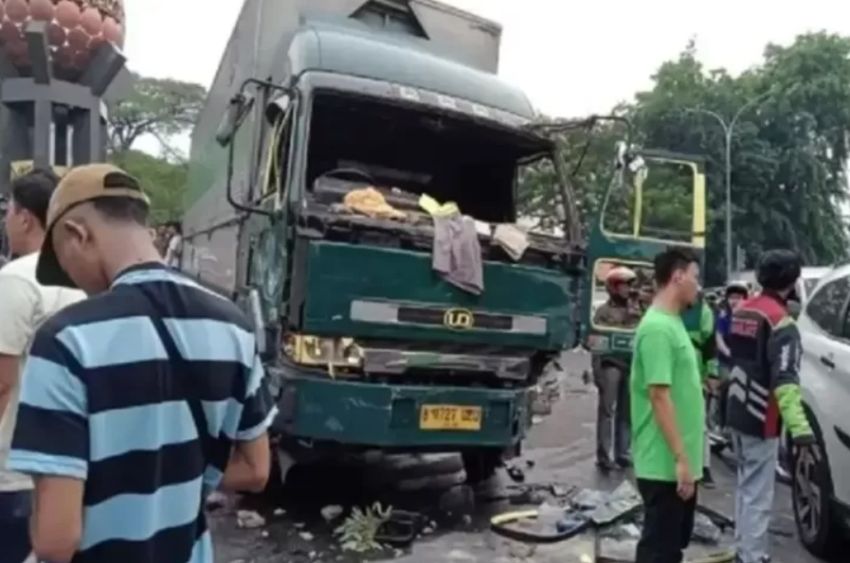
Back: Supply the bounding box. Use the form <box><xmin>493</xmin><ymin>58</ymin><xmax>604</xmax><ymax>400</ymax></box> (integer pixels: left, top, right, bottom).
<box><xmin>216</xmin><ymin>93</ymin><xmax>256</xmax><ymax>147</ymax></box>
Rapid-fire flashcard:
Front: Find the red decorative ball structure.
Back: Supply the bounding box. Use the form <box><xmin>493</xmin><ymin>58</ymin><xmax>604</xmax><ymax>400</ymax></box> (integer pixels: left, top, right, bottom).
<box><xmin>0</xmin><ymin>0</ymin><xmax>125</xmax><ymax>81</ymax></box>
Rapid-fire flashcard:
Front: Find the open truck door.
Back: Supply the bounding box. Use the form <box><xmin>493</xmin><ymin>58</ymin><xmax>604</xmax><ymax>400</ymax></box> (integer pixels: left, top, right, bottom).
<box><xmin>583</xmin><ymin>142</ymin><xmax>707</xmax><ymax>358</ymax></box>
<box><xmin>213</xmin><ymin>79</ymin><xmax>299</xmax><ymax>358</ymax></box>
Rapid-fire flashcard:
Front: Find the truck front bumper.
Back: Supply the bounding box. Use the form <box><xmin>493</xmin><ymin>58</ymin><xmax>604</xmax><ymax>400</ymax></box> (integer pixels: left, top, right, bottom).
<box><xmin>270</xmin><ymin>374</ymin><xmax>533</xmax><ymax>449</ymax></box>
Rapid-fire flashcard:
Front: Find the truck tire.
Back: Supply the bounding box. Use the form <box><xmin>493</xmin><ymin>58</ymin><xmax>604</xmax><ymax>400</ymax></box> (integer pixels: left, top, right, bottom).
<box><xmin>792</xmin><ymin>413</ymin><xmax>841</xmax><ymax>558</ymax></box>
<box><xmin>462</xmin><ymin>449</ymin><xmax>503</xmax><ymax>485</ymax></box>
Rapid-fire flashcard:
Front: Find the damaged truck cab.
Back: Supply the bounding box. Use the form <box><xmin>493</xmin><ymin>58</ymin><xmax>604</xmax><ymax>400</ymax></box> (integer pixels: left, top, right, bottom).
<box><xmin>183</xmin><ymin>0</ymin><xmax>583</xmax><ymax>481</ymax></box>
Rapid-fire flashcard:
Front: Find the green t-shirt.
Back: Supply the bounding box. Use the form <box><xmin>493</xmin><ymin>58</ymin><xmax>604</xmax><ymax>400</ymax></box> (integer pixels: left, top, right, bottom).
<box><xmin>630</xmin><ymin>306</ymin><xmax>705</xmax><ymax>481</ymax></box>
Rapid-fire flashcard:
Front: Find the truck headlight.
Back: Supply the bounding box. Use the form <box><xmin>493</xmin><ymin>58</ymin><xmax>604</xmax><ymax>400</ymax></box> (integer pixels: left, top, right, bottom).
<box><xmin>283</xmin><ymin>334</ymin><xmax>364</xmax><ymax>368</ymax></box>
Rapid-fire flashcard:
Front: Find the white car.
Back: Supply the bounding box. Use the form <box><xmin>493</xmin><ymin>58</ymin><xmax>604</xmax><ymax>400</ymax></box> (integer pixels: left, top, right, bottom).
<box><xmin>793</xmin><ymin>264</ymin><xmax>850</xmax><ymax>556</ymax></box>
<box><xmin>733</xmin><ymin>266</ymin><xmax>831</xmax><ymax>304</ymax></box>
<box><xmin>775</xmin><ymin>267</ymin><xmax>832</xmax><ymax>477</ymax></box>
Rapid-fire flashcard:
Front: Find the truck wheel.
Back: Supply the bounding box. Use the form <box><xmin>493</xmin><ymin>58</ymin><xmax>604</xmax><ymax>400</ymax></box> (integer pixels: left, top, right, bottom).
<box><xmin>462</xmin><ymin>449</ymin><xmax>503</xmax><ymax>485</ymax></box>
<box><xmin>792</xmin><ymin>429</ymin><xmax>840</xmax><ymax>557</ymax></box>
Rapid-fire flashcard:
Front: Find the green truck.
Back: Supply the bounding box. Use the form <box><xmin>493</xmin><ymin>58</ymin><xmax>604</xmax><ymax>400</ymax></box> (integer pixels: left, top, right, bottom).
<box><xmin>182</xmin><ymin>0</ymin><xmax>706</xmax><ymax>483</ymax></box>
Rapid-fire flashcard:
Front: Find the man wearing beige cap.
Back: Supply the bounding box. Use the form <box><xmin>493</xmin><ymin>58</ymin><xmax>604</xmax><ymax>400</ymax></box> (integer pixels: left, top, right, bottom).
<box><xmin>7</xmin><ymin>164</ymin><xmax>276</xmax><ymax>563</ymax></box>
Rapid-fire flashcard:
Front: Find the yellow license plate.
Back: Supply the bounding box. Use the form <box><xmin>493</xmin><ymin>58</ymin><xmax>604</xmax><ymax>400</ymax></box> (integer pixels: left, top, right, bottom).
<box><xmin>419</xmin><ymin>405</ymin><xmax>482</xmax><ymax>431</ymax></box>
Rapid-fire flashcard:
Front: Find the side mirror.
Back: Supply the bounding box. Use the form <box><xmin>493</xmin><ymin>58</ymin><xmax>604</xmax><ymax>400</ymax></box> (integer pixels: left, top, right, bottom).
<box><xmin>265</xmin><ymin>94</ymin><xmax>291</xmax><ymax>124</ymax></box>
<box><xmin>615</xmin><ymin>141</ymin><xmax>628</xmax><ymax>168</ymax></box>
<box><xmin>628</xmin><ymin>155</ymin><xmax>647</xmax><ymax>174</ymax></box>
<box><xmin>248</xmin><ymin>288</ymin><xmax>267</xmax><ymax>355</ymax></box>
<box><xmin>216</xmin><ymin>93</ymin><xmax>256</xmax><ymax>147</ymax></box>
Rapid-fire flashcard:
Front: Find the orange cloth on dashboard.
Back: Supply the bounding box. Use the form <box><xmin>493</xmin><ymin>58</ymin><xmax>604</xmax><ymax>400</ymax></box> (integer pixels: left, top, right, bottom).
<box><xmin>343</xmin><ymin>187</ymin><xmax>406</xmax><ymax>220</ymax></box>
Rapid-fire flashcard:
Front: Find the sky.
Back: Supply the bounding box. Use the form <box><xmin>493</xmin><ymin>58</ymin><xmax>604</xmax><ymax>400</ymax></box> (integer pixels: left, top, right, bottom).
<box><xmin>124</xmin><ymin>0</ymin><xmax>850</xmax><ymax>120</ymax></box>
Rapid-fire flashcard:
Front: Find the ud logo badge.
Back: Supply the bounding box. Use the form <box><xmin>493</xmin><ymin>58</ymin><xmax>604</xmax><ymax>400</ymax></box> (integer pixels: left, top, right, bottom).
<box><xmin>444</xmin><ymin>308</ymin><xmax>474</xmax><ymax>330</ymax></box>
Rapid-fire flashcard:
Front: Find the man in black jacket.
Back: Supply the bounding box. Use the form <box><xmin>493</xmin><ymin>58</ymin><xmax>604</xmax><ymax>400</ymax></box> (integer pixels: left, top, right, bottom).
<box><xmin>726</xmin><ymin>250</ymin><xmax>814</xmax><ymax>563</ymax></box>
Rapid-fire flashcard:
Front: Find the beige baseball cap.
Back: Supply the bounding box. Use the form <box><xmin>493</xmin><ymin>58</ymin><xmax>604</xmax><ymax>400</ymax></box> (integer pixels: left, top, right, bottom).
<box><xmin>37</xmin><ymin>163</ymin><xmax>150</xmax><ymax>287</ymax></box>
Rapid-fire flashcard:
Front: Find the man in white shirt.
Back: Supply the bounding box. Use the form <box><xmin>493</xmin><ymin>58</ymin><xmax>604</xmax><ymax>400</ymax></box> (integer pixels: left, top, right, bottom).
<box><xmin>164</xmin><ymin>220</ymin><xmax>183</xmax><ymax>268</ymax></box>
<box><xmin>0</xmin><ymin>169</ymin><xmax>84</xmax><ymax>563</ymax></box>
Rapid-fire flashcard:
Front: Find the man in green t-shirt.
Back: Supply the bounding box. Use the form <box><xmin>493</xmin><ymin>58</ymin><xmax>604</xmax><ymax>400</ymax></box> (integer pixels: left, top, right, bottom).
<box><xmin>631</xmin><ymin>247</ymin><xmax>705</xmax><ymax>563</ymax></box>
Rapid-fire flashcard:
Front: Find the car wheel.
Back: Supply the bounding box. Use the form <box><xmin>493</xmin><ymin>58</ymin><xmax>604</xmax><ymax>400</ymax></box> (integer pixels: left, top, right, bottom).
<box><xmin>792</xmin><ymin>434</ymin><xmax>839</xmax><ymax>557</ymax></box>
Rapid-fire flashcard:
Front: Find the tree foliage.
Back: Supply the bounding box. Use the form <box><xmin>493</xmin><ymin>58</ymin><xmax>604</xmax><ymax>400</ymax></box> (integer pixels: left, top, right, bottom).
<box><xmin>106</xmin><ymin>73</ymin><xmax>206</xmax><ymax>222</ymax></box>
<box><xmin>517</xmin><ymin>119</ymin><xmax>624</xmax><ymax>235</ymax></box>
<box><xmin>519</xmin><ymin>33</ymin><xmax>850</xmax><ymax>284</ymax></box>
<box><xmin>107</xmin><ymin>74</ymin><xmax>206</xmax><ymax>155</ymax></box>
<box><xmin>110</xmin><ymin>150</ymin><xmax>188</xmax><ymax>224</ymax></box>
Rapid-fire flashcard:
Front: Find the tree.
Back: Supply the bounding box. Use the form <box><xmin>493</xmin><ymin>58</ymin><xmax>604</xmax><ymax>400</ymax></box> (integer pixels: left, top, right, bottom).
<box><xmin>516</xmin><ymin>118</ymin><xmax>626</xmax><ymax>237</ymax></box>
<box><xmin>630</xmin><ymin>33</ymin><xmax>850</xmax><ymax>282</ymax></box>
<box><xmin>106</xmin><ymin>73</ymin><xmax>207</xmax><ymax>222</ymax></box>
<box><xmin>110</xmin><ymin>150</ymin><xmax>188</xmax><ymax>224</ymax></box>
<box><xmin>108</xmin><ymin>74</ymin><xmax>206</xmax><ymax>155</ymax></box>
<box><xmin>518</xmin><ymin>35</ymin><xmax>850</xmax><ymax>284</ymax></box>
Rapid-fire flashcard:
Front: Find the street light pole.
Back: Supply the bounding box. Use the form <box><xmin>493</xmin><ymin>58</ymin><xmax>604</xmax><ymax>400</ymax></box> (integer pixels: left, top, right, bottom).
<box><xmin>685</xmin><ymin>92</ymin><xmax>772</xmax><ymax>281</ymax></box>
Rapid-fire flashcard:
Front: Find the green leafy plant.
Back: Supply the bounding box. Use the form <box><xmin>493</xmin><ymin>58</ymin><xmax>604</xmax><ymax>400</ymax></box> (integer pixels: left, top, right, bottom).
<box><xmin>334</xmin><ymin>502</ymin><xmax>393</xmax><ymax>553</ymax></box>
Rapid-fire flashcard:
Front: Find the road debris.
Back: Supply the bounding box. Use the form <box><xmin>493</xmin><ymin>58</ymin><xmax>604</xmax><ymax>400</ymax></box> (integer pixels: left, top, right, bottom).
<box><xmin>334</xmin><ymin>502</ymin><xmax>393</xmax><ymax>553</ymax></box>
<box><xmin>373</xmin><ymin>509</ymin><xmax>424</xmax><ymax>547</ymax></box>
<box><xmin>273</xmin><ymin>507</ymin><xmax>286</xmax><ymax>517</ymax></box>
<box><xmin>438</xmin><ymin>484</ymin><xmax>475</xmax><ymax>517</ymax></box>
<box><xmin>507</xmin><ymin>541</ymin><xmax>537</xmax><ymax>559</ymax></box>
<box><xmin>619</xmin><ymin>523</ymin><xmax>641</xmax><ymax>539</ymax></box>
<box><xmin>447</xmin><ymin>548</ymin><xmax>477</xmax><ymax>561</ymax></box>
<box><xmin>490</xmin><ymin>478</ymin><xmax>736</xmax><ymax>557</ymax></box>
<box><xmin>321</xmin><ymin>505</ymin><xmax>344</xmax><ymax>522</ymax></box>
<box><xmin>692</xmin><ymin>512</ymin><xmax>722</xmax><ymax>544</ymax></box>
<box><xmin>550</xmin><ymin>484</ymin><xmax>572</xmax><ymax>498</ymax></box>
<box><xmin>506</xmin><ymin>465</ymin><xmax>526</xmax><ymax>483</ymax></box>
<box><xmin>235</xmin><ymin>510</ymin><xmax>266</xmax><ymax>529</ymax></box>
<box><xmin>205</xmin><ymin>491</ymin><xmax>228</xmax><ymax>511</ymax></box>
<box><xmin>587</xmin><ymin>480</ymin><xmax>641</xmax><ymax>525</ymax></box>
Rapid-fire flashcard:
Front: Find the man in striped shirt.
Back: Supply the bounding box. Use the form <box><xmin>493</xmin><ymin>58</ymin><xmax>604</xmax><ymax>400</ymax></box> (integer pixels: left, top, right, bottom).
<box><xmin>8</xmin><ymin>164</ymin><xmax>275</xmax><ymax>563</ymax></box>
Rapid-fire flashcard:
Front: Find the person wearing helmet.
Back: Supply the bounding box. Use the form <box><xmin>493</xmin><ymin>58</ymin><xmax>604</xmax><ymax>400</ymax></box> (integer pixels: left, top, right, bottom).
<box><xmin>717</xmin><ymin>281</ymin><xmax>750</xmax><ymax>378</ymax></box>
<box><xmin>726</xmin><ymin>250</ymin><xmax>814</xmax><ymax>563</ymax></box>
<box><xmin>592</xmin><ymin>266</ymin><xmax>641</xmax><ymax>472</ymax></box>
<box><xmin>709</xmin><ymin>281</ymin><xmax>751</xmax><ymax>455</ymax></box>
<box><xmin>596</xmin><ymin>267</ymin><xmax>642</xmax><ymax>328</ymax></box>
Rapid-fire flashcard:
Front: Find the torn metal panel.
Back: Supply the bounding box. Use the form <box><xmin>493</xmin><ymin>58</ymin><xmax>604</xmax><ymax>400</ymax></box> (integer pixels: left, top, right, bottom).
<box><xmin>361</xmin><ymin>347</ymin><xmax>530</xmax><ymax>380</ymax></box>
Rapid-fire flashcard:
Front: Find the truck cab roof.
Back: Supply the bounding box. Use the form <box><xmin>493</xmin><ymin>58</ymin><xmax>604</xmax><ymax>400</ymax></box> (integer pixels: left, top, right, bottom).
<box><xmin>287</xmin><ymin>20</ymin><xmax>536</xmax><ymax>119</ymax></box>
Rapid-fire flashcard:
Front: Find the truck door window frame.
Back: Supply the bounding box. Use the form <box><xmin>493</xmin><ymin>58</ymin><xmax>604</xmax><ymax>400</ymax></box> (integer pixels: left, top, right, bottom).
<box><xmin>258</xmin><ymin>100</ymin><xmax>296</xmax><ymax>205</ymax></box>
<box><xmin>600</xmin><ymin>157</ymin><xmax>706</xmax><ymax>249</ymax></box>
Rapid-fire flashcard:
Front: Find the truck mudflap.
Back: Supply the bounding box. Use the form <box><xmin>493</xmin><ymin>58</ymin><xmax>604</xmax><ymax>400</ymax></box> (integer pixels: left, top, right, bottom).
<box><xmin>270</xmin><ymin>375</ymin><xmax>533</xmax><ymax>448</ymax></box>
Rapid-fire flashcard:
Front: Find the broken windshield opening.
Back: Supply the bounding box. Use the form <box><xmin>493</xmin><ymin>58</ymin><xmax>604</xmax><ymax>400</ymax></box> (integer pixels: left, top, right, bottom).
<box><xmin>305</xmin><ymin>91</ymin><xmax>554</xmax><ymax>224</ymax></box>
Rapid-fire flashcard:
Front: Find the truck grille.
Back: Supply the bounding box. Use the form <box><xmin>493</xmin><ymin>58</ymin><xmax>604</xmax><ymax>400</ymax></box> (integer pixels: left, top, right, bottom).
<box><xmin>397</xmin><ymin>306</ymin><xmax>512</xmax><ymax>330</ymax></box>
<box><xmin>350</xmin><ymin>300</ymin><xmax>547</xmax><ymax>336</ymax></box>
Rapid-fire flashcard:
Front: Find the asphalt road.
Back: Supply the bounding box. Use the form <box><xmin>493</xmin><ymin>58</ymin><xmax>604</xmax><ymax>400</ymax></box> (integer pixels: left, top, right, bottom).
<box><xmin>211</xmin><ymin>351</ymin><xmax>833</xmax><ymax>563</ymax></box>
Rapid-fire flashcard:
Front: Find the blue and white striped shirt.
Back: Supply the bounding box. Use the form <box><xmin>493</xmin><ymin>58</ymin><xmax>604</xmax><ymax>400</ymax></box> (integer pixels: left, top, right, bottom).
<box><xmin>8</xmin><ymin>264</ymin><xmax>276</xmax><ymax>563</ymax></box>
